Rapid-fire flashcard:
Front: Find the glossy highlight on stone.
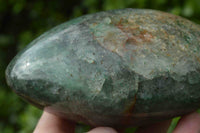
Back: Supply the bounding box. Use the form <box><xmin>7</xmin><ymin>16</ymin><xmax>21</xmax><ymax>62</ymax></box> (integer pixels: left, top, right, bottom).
<box><xmin>6</xmin><ymin>9</ymin><xmax>200</xmax><ymax>127</ymax></box>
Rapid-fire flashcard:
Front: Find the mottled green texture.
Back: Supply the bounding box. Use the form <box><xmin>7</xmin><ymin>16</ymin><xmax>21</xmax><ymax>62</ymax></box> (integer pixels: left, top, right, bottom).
<box><xmin>6</xmin><ymin>9</ymin><xmax>200</xmax><ymax>127</ymax></box>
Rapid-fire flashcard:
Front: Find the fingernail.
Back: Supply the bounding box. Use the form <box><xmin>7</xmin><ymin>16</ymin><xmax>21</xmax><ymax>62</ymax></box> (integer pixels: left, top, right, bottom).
<box><xmin>87</xmin><ymin>127</ymin><xmax>117</xmax><ymax>133</ymax></box>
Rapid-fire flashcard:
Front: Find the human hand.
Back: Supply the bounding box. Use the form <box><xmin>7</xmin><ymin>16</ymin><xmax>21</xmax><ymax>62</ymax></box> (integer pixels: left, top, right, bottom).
<box><xmin>34</xmin><ymin>111</ymin><xmax>200</xmax><ymax>133</ymax></box>
<box><xmin>33</xmin><ymin>112</ymin><xmax>117</xmax><ymax>133</ymax></box>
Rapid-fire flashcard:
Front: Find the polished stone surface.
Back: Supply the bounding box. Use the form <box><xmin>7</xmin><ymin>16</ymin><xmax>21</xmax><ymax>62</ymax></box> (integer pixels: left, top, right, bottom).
<box><xmin>6</xmin><ymin>9</ymin><xmax>200</xmax><ymax>127</ymax></box>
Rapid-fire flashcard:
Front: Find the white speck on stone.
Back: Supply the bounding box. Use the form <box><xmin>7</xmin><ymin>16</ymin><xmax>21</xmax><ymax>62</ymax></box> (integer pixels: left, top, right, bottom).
<box><xmin>88</xmin><ymin>78</ymin><xmax>105</xmax><ymax>94</ymax></box>
<box><xmin>103</xmin><ymin>17</ymin><xmax>112</xmax><ymax>24</ymax></box>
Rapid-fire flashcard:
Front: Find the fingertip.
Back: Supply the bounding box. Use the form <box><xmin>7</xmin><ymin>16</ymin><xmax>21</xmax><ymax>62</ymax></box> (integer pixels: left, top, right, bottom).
<box><xmin>87</xmin><ymin>127</ymin><xmax>118</xmax><ymax>133</ymax></box>
<box><xmin>34</xmin><ymin>112</ymin><xmax>75</xmax><ymax>133</ymax></box>
<box><xmin>173</xmin><ymin>111</ymin><xmax>200</xmax><ymax>133</ymax></box>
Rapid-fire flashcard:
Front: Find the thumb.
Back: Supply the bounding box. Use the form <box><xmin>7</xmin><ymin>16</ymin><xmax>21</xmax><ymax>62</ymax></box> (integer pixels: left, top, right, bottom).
<box><xmin>87</xmin><ymin>127</ymin><xmax>118</xmax><ymax>133</ymax></box>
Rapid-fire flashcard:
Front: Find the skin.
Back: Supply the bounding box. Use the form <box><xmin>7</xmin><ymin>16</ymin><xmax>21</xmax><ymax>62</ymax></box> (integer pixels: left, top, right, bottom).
<box><xmin>34</xmin><ymin>111</ymin><xmax>200</xmax><ymax>133</ymax></box>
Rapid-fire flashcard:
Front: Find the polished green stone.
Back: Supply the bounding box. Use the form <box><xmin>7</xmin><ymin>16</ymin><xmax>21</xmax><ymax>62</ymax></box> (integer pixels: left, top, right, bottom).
<box><xmin>6</xmin><ymin>9</ymin><xmax>200</xmax><ymax>127</ymax></box>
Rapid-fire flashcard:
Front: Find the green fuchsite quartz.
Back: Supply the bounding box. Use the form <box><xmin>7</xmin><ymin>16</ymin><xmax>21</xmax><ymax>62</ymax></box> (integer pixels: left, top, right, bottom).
<box><xmin>5</xmin><ymin>9</ymin><xmax>200</xmax><ymax>127</ymax></box>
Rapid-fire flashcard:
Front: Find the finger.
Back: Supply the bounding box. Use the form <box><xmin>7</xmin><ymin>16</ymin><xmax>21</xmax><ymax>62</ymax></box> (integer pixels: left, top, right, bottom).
<box><xmin>136</xmin><ymin>119</ymin><xmax>172</xmax><ymax>133</ymax></box>
<box><xmin>34</xmin><ymin>111</ymin><xmax>75</xmax><ymax>133</ymax></box>
<box><xmin>173</xmin><ymin>112</ymin><xmax>200</xmax><ymax>133</ymax></box>
<box><xmin>87</xmin><ymin>127</ymin><xmax>118</xmax><ymax>133</ymax></box>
